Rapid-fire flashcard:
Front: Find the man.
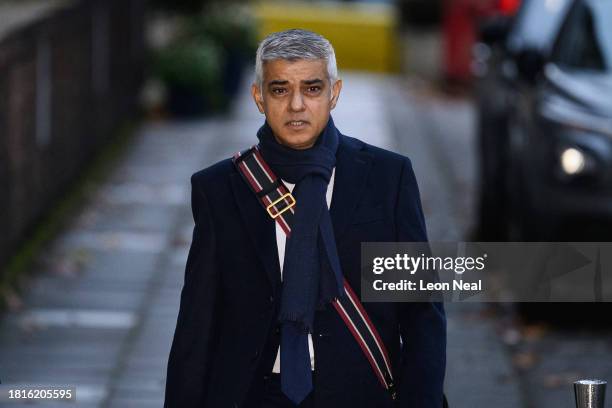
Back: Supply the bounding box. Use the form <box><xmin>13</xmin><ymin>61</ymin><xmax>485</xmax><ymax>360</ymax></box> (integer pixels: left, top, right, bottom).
<box><xmin>164</xmin><ymin>29</ymin><xmax>446</xmax><ymax>408</ymax></box>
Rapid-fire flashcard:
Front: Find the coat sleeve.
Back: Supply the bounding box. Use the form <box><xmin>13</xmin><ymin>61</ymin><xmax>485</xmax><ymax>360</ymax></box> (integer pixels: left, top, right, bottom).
<box><xmin>164</xmin><ymin>173</ymin><xmax>221</xmax><ymax>408</ymax></box>
<box><xmin>394</xmin><ymin>158</ymin><xmax>447</xmax><ymax>408</ymax></box>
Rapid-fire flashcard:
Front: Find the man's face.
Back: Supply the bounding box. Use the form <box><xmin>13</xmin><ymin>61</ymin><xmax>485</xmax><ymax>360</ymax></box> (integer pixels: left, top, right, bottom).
<box><xmin>251</xmin><ymin>58</ymin><xmax>342</xmax><ymax>150</ymax></box>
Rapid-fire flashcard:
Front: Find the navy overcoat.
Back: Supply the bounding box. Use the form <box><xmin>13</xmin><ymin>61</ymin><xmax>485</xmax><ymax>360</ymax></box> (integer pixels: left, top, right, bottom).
<box><xmin>164</xmin><ymin>134</ymin><xmax>446</xmax><ymax>408</ymax></box>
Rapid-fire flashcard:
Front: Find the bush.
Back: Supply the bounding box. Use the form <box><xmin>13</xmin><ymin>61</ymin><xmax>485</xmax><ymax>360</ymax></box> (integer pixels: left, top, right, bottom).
<box><xmin>154</xmin><ymin>39</ymin><xmax>226</xmax><ymax>116</ymax></box>
<box><xmin>186</xmin><ymin>5</ymin><xmax>258</xmax><ymax>98</ymax></box>
<box><xmin>187</xmin><ymin>5</ymin><xmax>258</xmax><ymax>58</ymax></box>
<box><xmin>151</xmin><ymin>3</ymin><xmax>258</xmax><ymax>116</ymax></box>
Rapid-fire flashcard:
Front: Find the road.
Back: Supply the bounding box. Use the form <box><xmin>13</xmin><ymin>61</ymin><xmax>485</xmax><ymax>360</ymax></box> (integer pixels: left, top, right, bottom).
<box><xmin>0</xmin><ymin>73</ymin><xmax>610</xmax><ymax>408</ymax></box>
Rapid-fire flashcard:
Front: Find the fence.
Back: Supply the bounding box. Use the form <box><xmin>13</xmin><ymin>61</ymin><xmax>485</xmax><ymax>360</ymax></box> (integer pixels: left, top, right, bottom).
<box><xmin>0</xmin><ymin>0</ymin><xmax>146</xmax><ymax>273</ymax></box>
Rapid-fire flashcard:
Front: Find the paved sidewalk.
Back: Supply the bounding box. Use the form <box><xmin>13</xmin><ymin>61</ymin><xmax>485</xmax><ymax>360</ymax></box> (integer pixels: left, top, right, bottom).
<box><xmin>0</xmin><ymin>104</ymin><xmax>258</xmax><ymax>406</ymax></box>
<box><xmin>0</xmin><ymin>73</ymin><xmax>521</xmax><ymax>408</ymax></box>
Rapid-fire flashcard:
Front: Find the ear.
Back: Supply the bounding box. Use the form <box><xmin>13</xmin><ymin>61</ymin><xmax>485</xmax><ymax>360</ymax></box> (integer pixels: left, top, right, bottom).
<box><xmin>330</xmin><ymin>79</ymin><xmax>342</xmax><ymax>110</ymax></box>
<box><xmin>251</xmin><ymin>83</ymin><xmax>265</xmax><ymax>114</ymax></box>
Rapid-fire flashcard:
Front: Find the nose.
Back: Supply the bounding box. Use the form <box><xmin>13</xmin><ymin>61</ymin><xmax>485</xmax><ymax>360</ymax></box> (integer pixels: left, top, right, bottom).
<box><xmin>289</xmin><ymin>91</ymin><xmax>305</xmax><ymax>112</ymax></box>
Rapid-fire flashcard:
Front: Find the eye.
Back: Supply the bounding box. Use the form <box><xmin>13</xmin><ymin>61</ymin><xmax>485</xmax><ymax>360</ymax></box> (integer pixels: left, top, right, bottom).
<box><xmin>306</xmin><ymin>86</ymin><xmax>322</xmax><ymax>93</ymax></box>
<box><xmin>271</xmin><ymin>88</ymin><xmax>286</xmax><ymax>95</ymax></box>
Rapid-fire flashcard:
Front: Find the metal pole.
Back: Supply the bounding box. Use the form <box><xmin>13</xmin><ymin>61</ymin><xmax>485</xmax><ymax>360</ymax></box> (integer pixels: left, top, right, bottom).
<box><xmin>574</xmin><ymin>379</ymin><xmax>606</xmax><ymax>408</ymax></box>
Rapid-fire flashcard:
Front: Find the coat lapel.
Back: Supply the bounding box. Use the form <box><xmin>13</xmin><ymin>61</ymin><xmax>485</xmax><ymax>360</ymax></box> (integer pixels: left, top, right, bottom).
<box><xmin>230</xmin><ymin>172</ymin><xmax>281</xmax><ymax>290</ymax></box>
<box><xmin>330</xmin><ymin>135</ymin><xmax>372</xmax><ymax>240</ymax></box>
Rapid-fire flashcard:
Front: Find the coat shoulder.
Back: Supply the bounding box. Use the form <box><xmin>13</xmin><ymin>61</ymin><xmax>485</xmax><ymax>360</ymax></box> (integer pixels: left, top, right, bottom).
<box><xmin>341</xmin><ymin>134</ymin><xmax>412</xmax><ymax>171</ymax></box>
<box><xmin>190</xmin><ymin>158</ymin><xmax>235</xmax><ymax>191</ymax></box>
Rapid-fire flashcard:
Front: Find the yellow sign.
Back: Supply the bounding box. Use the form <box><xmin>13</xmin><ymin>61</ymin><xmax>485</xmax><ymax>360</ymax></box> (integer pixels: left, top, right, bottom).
<box><xmin>253</xmin><ymin>1</ymin><xmax>400</xmax><ymax>73</ymax></box>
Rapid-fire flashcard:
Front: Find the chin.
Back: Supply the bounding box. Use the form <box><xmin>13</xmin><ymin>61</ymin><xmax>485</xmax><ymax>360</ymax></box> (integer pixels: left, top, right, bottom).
<box><xmin>277</xmin><ymin>133</ymin><xmax>317</xmax><ymax>149</ymax></box>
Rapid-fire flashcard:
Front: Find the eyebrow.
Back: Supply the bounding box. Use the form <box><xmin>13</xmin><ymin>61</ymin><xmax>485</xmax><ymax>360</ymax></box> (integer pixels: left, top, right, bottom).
<box><xmin>268</xmin><ymin>80</ymin><xmax>288</xmax><ymax>87</ymax></box>
<box><xmin>302</xmin><ymin>78</ymin><xmax>324</xmax><ymax>85</ymax></box>
<box><xmin>267</xmin><ymin>78</ymin><xmax>325</xmax><ymax>87</ymax></box>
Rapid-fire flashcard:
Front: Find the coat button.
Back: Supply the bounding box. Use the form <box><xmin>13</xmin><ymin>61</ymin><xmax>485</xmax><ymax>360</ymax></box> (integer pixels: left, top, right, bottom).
<box><xmin>252</xmin><ymin>349</ymin><xmax>260</xmax><ymax>360</ymax></box>
<box><xmin>269</xmin><ymin>295</ymin><xmax>274</xmax><ymax>303</ymax></box>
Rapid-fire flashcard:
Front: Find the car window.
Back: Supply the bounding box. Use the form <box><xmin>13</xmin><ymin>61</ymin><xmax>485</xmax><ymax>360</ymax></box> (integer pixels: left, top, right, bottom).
<box><xmin>551</xmin><ymin>0</ymin><xmax>612</xmax><ymax>71</ymax></box>
<box><xmin>507</xmin><ymin>0</ymin><xmax>573</xmax><ymax>53</ymax></box>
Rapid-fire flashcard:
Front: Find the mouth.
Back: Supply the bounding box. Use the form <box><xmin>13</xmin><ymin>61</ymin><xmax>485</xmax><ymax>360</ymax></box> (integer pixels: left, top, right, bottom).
<box><xmin>285</xmin><ymin>120</ymin><xmax>309</xmax><ymax>130</ymax></box>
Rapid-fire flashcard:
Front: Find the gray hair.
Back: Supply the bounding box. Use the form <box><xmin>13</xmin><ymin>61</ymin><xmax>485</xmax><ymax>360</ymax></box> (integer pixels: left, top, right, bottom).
<box><xmin>254</xmin><ymin>29</ymin><xmax>338</xmax><ymax>87</ymax></box>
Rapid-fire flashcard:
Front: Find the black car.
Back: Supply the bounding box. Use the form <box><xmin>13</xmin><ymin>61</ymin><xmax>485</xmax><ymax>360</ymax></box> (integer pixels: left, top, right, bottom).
<box><xmin>474</xmin><ymin>0</ymin><xmax>612</xmax><ymax>239</ymax></box>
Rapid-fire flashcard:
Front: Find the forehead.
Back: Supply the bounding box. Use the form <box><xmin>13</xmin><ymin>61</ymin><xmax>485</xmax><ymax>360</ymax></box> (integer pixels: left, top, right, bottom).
<box><xmin>262</xmin><ymin>58</ymin><xmax>328</xmax><ymax>83</ymax></box>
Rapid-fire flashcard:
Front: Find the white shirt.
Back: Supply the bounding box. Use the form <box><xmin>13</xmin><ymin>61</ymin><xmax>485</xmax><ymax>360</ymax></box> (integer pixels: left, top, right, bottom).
<box><xmin>272</xmin><ymin>168</ymin><xmax>336</xmax><ymax>373</ymax></box>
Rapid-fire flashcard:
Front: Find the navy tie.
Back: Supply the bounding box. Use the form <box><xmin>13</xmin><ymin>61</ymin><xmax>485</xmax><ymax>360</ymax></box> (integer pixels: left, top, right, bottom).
<box><xmin>280</xmin><ymin>324</ymin><xmax>312</xmax><ymax>404</ymax></box>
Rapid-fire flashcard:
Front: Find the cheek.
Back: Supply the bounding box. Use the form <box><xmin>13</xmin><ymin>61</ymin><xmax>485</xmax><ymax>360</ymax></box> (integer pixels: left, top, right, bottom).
<box><xmin>263</xmin><ymin>104</ymin><xmax>284</xmax><ymax>121</ymax></box>
<box><xmin>311</xmin><ymin>98</ymin><xmax>331</xmax><ymax>112</ymax></box>
<box><xmin>268</xmin><ymin>97</ymin><xmax>288</xmax><ymax>111</ymax></box>
<box><xmin>310</xmin><ymin>102</ymin><xmax>331</xmax><ymax>121</ymax></box>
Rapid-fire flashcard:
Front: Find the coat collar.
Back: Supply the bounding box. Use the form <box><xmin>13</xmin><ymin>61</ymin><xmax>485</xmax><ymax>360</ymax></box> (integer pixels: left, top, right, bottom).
<box><xmin>229</xmin><ymin>134</ymin><xmax>372</xmax><ymax>291</ymax></box>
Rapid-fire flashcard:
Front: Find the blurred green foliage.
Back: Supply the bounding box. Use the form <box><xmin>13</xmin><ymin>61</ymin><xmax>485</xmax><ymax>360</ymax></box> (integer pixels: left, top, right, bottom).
<box><xmin>152</xmin><ymin>3</ymin><xmax>258</xmax><ymax>116</ymax></box>
<box><xmin>186</xmin><ymin>5</ymin><xmax>258</xmax><ymax>59</ymax></box>
<box><xmin>154</xmin><ymin>39</ymin><xmax>225</xmax><ymax>112</ymax></box>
